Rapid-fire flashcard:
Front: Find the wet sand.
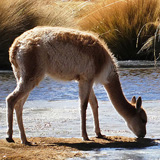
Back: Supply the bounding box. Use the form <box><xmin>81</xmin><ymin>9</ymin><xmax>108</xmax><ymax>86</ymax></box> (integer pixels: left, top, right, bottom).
<box><xmin>0</xmin><ymin>136</ymin><xmax>157</xmax><ymax>160</ymax></box>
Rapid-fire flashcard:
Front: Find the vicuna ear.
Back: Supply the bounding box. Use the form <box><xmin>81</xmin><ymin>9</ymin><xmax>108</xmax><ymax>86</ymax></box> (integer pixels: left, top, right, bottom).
<box><xmin>136</xmin><ymin>97</ymin><xmax>142</xmax><ymax>112</ymax></box>
<box><xmin>131</xmin><ymin>96</ymin><xmax>136</xmax><ymax>104</ymax></box>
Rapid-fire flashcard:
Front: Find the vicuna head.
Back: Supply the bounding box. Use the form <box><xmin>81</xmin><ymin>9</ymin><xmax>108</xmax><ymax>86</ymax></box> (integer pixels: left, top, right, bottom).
<box><xmin>127</xmin><ymin>96</ymin><xmax>147</xmax><ymax>138</ymax></box>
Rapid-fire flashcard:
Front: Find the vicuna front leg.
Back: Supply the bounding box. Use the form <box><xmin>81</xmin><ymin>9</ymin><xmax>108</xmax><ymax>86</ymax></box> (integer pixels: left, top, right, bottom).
<box><xmin>79</xmin><ymin>80</ymin><xmax>93</xmax><ymax>140</ymax></box>
<box><xmin>89</xmin><ymin>89</ymin><xmax>103</xmax><ymax>138</ymax></box>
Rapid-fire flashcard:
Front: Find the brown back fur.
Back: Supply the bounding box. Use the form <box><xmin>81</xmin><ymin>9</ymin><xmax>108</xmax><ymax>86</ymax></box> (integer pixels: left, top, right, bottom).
<box><xmin>9</xmin><ymin>27</ymin><xmax>114</xmax><ymax>81</ymax></box>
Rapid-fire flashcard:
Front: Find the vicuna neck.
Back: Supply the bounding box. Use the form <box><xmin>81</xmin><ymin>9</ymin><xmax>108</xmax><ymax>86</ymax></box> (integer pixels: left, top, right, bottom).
<box><xmin>104</xmin><ymin>74</ymin><xmax>136</xmax><ymax>121</ymax></box>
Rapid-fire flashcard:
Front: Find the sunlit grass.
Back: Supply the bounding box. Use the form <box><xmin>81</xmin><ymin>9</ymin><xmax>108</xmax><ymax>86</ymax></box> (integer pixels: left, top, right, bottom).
<box><xmin>0</xmin><ymin>0</ymin><xmax>37</xmax><ymax>69</ymax></box>
<box><xmin>0</xmin><ymin>0</ymin><xmax>78</xmax><ymax>69</ymax></box>
<box><xmin>0</xmin><ymin>0</ymin><xmax>160</xmax><ymax>69</ymax></box>
<box><xmin>78</xmin><ymin>0</ymin><xmax>160</xmax><ymax>60</ymax></box>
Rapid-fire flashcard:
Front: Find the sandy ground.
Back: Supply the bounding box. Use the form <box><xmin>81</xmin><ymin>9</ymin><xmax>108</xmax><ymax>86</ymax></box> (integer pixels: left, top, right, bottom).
<box><xmin>0</xmin><ymin>136</ymin><xmax>157</xmax><ymax>160</ymax></box>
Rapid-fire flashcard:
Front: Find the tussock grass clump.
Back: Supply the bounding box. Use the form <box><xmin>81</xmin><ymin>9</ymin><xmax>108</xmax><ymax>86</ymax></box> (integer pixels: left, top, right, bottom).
<box><xmin>0</xmin><ymin>0</ymin><xmax>37</xmax><ymax>69</ymax></box>
<box><xmin>136</xmin><ymin>19</ymin><xmax>160</xmax><ymax>61</ymax></box>
<box><xmin>79</xmin><ymin>0</ymin><xmax>160</xmax><ymax>60</ymax></box>
<box><xmin>1</xmin><ymin>0</ymin><xmax>160</xmax><ymax>69</ymax></box>
<box><xmin>33</xmin><ymin>0</ymin><xmax>78</xmax><ymax>27</ymax></box>
<box><xmin>0</xmin><ymin>0</ymin><xmax>77</xmax><ymax>69</ymax></box>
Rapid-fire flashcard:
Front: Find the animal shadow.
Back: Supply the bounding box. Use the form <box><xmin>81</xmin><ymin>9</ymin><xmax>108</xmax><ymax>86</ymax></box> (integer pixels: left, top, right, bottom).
<box><xmin>52</xmin><ymin>136</ymin><xmax>158</xmax><ymax>151</ymax></box>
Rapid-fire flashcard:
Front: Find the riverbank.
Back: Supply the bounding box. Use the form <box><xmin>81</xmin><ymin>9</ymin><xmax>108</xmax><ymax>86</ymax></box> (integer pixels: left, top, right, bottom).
<box><xmin>0</xmin><ymin>136</ymin><xmax>158</xmax><ymax>160</ymax></box>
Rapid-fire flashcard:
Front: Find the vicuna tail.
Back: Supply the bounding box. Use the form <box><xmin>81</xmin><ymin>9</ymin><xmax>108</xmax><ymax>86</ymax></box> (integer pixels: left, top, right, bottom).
<box><xmin>9</xmin><ymin>39</ymin><xmax>19</xmax><ymax>69</ymax></box>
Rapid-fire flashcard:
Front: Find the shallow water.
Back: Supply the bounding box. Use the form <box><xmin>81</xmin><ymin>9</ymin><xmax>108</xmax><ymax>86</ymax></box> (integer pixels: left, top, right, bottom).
<box><xmin>0</xmin><ymin>61</ymin><xmax>160</xmax><ymax>159</ymax></box>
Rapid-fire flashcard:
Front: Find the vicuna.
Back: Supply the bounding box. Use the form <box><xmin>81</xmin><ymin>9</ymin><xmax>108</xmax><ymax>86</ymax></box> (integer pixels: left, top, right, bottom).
<box><xmin>6</xmin><ymin>27</ymin><xmax>147</xmax><ymax>145</ymax></box>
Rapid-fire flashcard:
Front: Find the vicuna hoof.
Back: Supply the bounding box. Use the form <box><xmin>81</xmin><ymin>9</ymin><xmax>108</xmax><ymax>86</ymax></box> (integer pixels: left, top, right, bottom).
<box><xmin>96</xmin><ymin>133</ymin><xmax>106</xmax><ymax>139</ymax></box>
<box><xmin>83</xmin><ymin>136</ymin><xmax>90</xmax><ymax>141</ymax></box>
<box><xmin>6</xmin><ymin>137</ymin><xmax>15</xmax><ymax>143</ymax></box>
<box><xmin>23</xmin><ymin>141</ymin><xmax>32</xmax><ymax>146</ymax></box>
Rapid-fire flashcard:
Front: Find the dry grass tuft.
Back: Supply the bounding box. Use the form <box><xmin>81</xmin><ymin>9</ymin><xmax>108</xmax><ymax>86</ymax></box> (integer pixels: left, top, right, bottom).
<box><xmin>0</xmin><ymin>0</ymin><xmax>37</xmax><ymax>69</ymax></box>
<box><xmin>78</xmin><ymin>0</ymin><xmax>160</xmax><ymax>60</ymax></box>
<box><xmin>1</xmin><ymin>0</ymin><xmax>160</xmax><ymax>69</ymax></box>
<box><xmin>0</xmin><ymin>0</ymin><xmax>78</xmax><ymax>69</ymax></box>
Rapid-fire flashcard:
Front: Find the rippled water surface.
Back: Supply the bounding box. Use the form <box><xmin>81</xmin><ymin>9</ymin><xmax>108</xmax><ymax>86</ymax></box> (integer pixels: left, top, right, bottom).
<box><xmin>0</xmin><ymin>61</ymin><xmax>160</xmax><ymax>159</ymax></box>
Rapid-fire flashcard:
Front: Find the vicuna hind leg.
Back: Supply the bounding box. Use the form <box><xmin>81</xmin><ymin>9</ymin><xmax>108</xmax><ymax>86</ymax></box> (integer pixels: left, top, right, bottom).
<box><xmin>6</xmin><ymin>95</ymin><xmax>15</xmax><ymax>143</ymax></box>
<box><xmin>6</xmin><ymin>68</ymin><xmax>20</xmax><ymax>143</ymax></box>
<box><xmin>79</xmin><ymin>80</ymin><xmax>93</xmax><ymax>141</ymax></box>
<box><xmin>89</xmin><ymin>88</ymin><xmax>103</xmax><ymax>138</ymax></box>
<box><xmin>6</xmin><ymin>79</ymin><xmax>40</xmax><ymax>144</ymax></box>
<box><xmin>14</xmin><ymin>94</ymin><xmax>30</xmax><ymax>144</ymax></box>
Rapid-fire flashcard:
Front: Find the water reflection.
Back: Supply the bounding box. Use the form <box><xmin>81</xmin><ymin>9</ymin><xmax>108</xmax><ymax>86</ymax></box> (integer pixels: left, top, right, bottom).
<box><xmin>73</xmin><ymin>146</ymin><xmax>160</xmax><ymax>160</ymax></box>
<box><xmin>119</xmin><ymin>67</ymin><xmax>160</xmax><ymax>101</ymax></box>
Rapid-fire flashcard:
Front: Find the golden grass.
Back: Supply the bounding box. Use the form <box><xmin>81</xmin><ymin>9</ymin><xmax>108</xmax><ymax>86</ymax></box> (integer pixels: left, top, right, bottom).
<box><xmin>0</xmin><ymin>0</ymin><xmax>79</xmax><ymax>69</ymax></box>
<box><xmin>0</xmin><ymin>0</ymin><xmax>38</xmax><ymax>69</ymax></box>
<box><xmin>78</xmin><ymin>0</ymin><xmax>160</xmax><ymax>60</ymax></box>
<box><xmin>0</xmin><ymin>0</ymin><xmax>160</xmax><ymax>69</ymax></box>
